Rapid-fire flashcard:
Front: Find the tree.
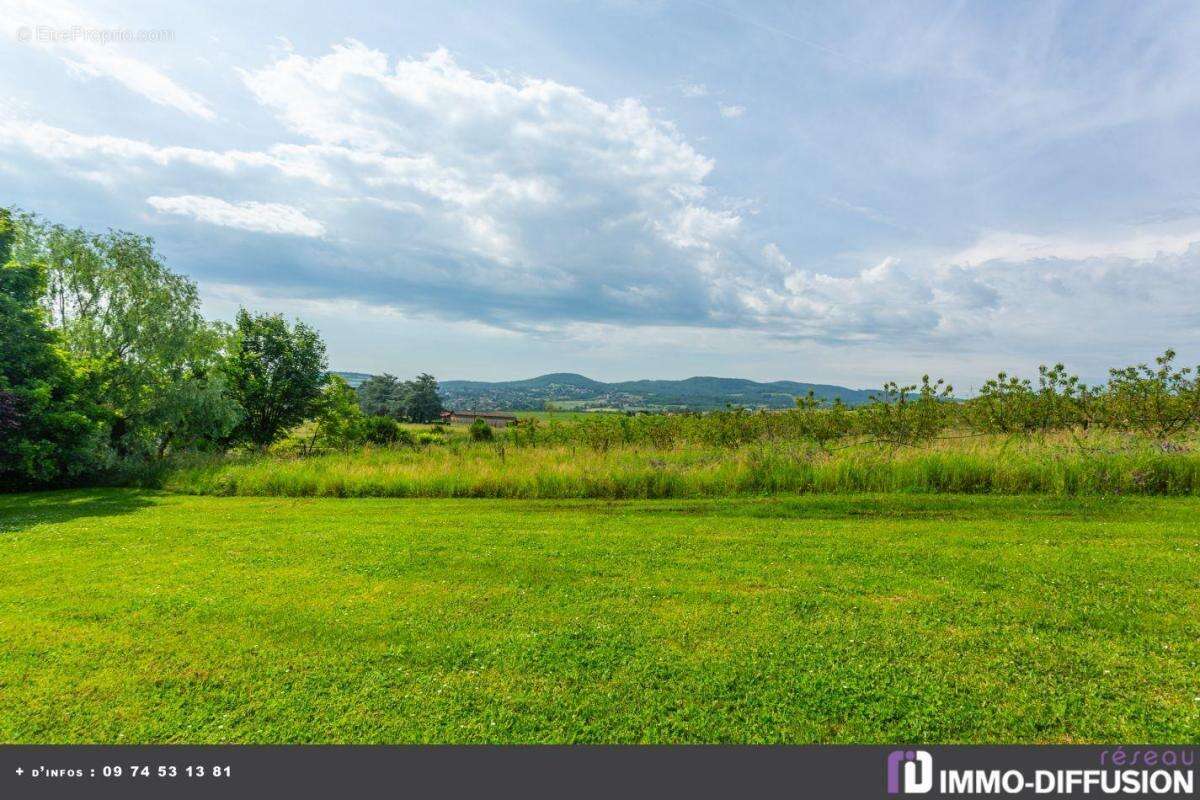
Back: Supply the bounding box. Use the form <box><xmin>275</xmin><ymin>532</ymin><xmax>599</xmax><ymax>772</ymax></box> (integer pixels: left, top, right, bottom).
<box><xmin>860</xmin><ymin>375</ymin><xmax>953</xmax><ymax>447</ymax></box>
<box><xmin>0</xmin><ymin>209</ymin><xmax>101</xmax><ymax>487</ymax></box>
<box><xmin>357</xmin><ymin>373</ymin><xmax>404</xmax><ymax>418</ymax></box>
<box><xmin>30</xmin><ymin>217</ymin><xmax>239</xmax><ymax>458</ymax></box>
<box><xmin>792</xmin><ymin>391</ymin><xmax>851</xmax><ymax>450</ymax></box>
<box><xmin>224</xmin><ymin>309</ymin><xmax>327</xmax><ymax>447</ymax></box>
<box><xmin>962</xmin><ymin>372</ymin><xmax>1035</xmax><ymax>435</ymax></box>
<box><xmin>1105</xmin><ymin>349</ymin><xmax>1200</xmax><ymax>438</ymax></box>
<box><xmin>357</xmin><ymin>372</ymin><xmax>443</xmax><ymax>422</ymax></box>
<box><xmin>306</xmin><ymin>375</ymin><xmax>365</xmax><ymax>452</ymax></box>
<box><xmin>401</xmin><ymin>373</ymin><xmax>443</xmax><ymax>423</ymax></box>
<box><xmin>144</xmin><ymin>371</ymin><xmax>242</xmax><ymax>457</ymax></box>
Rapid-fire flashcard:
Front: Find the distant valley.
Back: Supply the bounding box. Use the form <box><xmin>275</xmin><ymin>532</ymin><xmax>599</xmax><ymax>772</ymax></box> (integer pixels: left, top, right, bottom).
<box><xmin>334</xmin><ymin>371</ymin><xmax>875</xmax><ymax>411</ymax></box>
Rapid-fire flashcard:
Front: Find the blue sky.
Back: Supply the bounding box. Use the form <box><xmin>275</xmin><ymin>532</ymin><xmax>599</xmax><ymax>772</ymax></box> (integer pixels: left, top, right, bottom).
<box><xmin>3</xmin><ymin>0</ymin><xmax>1200</xmax><ymax>388</ymax></box>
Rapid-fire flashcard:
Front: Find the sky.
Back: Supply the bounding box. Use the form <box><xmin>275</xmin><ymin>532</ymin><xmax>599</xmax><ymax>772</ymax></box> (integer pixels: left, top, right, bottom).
<box><xmin>2</xmin><ymin>0</ymin><xmax>1200</xmax><ymax>389</ymax></box>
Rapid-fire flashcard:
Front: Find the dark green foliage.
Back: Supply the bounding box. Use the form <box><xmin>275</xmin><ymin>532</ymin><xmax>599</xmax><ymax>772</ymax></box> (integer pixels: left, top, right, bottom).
<box><xmin>0</xmin><ymin>391</ymin><xmax>18</xmax><ymax>435</ymax></box>
<box><xmin>301</xmin><ymin>381</ymin><xmax>419</xmax><ymax>453</ymax></box>
<box><xmin>224</xmin><ymin>309</ymin><xmax>327</xmax><ymax>447</ymax></box>
<box><xmin>361</xmin><ymin>415</ymin><xmax>400</xmax><ymax>445</ymax></box>
<box><xmin>357</xmin><ymin>373</ymin><xmax>404</xmax><ymax>418</ymax></box>
<box><xmin>0</xmin><ymin>209</ymin><xmax>100</xmax><ymax>488</ymax></box>
<box><xmin>356</xmin><ymin>372</ymin><xmax>442</xmax><ymax>422</ymax></box>
<box><xmin>403</xmin><ymin>373</ymin><xmax>443</xmax><ymax>423</ymax></box>
<box><xmin>469</xmin><ymin>418</ymin><xmax>494</xmax><ymax>441</ymax></box>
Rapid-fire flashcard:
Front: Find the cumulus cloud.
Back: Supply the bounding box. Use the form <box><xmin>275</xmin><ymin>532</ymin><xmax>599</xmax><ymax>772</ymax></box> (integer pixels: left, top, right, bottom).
<box><xmin>718</xmin><ymin>103</ymin><xmax>745</xmax><ymax>118</ymax></box>
<box><xmin>229</xmin><ymin>41</ymin><xmax>746</xmax><ymax>313</ymax></box>
<box><xmin>680</xmin><ymin>82</ymin><xmax>709</xmax><ymax>98</ymax></box>
<box><xmin>147</xmin><ymin>195</ymin><xmax>326</xmax><ymax>237</ymax></box>
<box><xmin>3</xmin><ymin>37</ymin><xmax>1200</xmax><ymax>364</ymax></box>
<box><xmin>738</xmin><ymin>239</ymin><xmax>1200</xmax><ymax>357</ymax></box>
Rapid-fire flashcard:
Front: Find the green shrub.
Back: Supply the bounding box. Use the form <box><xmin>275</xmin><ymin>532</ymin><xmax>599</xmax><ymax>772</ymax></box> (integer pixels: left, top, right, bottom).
<box><xmin>362</xmin><ymin>415</ymin><xmax>402</xmax><ymax>445</ymax></box>
<box><xmin>469</xmin><ymin>418</ymin><xmax>494</xmax><ymax>442</ymax></box>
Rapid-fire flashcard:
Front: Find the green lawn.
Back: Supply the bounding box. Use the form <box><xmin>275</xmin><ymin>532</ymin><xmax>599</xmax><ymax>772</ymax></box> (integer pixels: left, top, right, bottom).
<box><xmin>1</xmin><ymin>491</ymin><xmax>1198</xmax><ymax>743</ymax></box>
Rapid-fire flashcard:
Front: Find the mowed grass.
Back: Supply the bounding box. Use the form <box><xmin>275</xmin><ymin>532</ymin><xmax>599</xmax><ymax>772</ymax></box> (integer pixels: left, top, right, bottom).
<box><xmin>1</xmin><ymin>490</ymin><xmax>1198</xmax><ymax>743</ymax></box>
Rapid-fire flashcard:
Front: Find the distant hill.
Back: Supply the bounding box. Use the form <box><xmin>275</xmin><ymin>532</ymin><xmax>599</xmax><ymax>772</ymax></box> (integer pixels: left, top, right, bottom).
<box><xmin>435</xmin><ymin>372</ymin><xmax>875</xmax><ymax>411</ymax></box>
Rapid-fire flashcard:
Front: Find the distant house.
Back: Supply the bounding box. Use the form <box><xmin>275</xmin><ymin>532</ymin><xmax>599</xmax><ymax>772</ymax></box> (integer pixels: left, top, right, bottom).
<box><xmin>440</xmin><ymin>411</ymin><xmax>519</xmax><ymax>428</ymax></box>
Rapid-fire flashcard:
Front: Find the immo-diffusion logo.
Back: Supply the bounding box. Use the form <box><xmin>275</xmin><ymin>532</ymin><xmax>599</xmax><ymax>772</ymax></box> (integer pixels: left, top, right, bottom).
<box><xmin>887</xmin><ymin>750</ymin><xmax>933</xmax><ymax>794</ymax></box>
<box><xmin>883</xmin><ymin>748</ymin><xmax>1196</xmax><ymax>796</ymax></box>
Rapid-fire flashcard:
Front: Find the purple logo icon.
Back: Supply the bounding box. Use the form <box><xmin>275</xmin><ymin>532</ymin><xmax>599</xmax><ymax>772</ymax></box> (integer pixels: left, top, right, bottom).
<box><xmin>887</xmin><ymin>750</ymin><xmax>933</xmax><ymax>794</ymax></box>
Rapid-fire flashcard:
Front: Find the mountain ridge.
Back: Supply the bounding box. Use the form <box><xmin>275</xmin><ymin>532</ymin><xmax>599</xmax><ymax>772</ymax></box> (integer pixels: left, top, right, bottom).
<box><xmin>335</xmin><ymin>371</ymin><xmax>876</xmax><ymax>410</ymax></box>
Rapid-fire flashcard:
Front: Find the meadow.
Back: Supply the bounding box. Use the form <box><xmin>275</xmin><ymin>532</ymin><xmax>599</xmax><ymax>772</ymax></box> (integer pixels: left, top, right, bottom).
<box><xmin>2</xmin><ymin>490</ymin><xmax>1198</xmax><ymax>743</ymax></box>
<box><xmin>164</xmin><ymin>363</ymin><xmax>1200</xmax><ymax>500</ymax></box>
<box><xmin>164</xmin><ymin>430</ymin><xmax>1200</xmax><ymax>499</ymax></box>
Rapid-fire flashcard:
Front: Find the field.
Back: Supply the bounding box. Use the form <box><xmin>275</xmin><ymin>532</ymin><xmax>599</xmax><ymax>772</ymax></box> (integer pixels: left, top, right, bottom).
<box><xmin>509</xmin><ymin>409</ymin><xmax>614</xmax><ymax>420</ymax></box>
<box><xmin>2</xmin><ymin>490</ymin><xmax>1198</xmax><ymax>743</ymax></box>
<box><xmin>164</xmin><ymin>431</ymin><xmax>1200</xmax><ymax>499</ymax></box>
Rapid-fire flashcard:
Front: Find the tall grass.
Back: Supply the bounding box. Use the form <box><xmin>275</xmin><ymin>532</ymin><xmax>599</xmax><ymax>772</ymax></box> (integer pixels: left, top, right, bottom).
<box><xmin>163</xmin><ymin>432</ymin><xmax>1200</xmax><ymax>499</ymax></box>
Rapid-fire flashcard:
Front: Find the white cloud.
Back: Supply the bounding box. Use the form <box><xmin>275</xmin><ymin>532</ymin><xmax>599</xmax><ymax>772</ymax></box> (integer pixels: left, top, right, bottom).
<box><xmin>146</xmin><ymin>195</ymin><xmax>326</xmax><ymax>237</ymax></box>
<box><xmin>0</xmin><ymin>42</ymin><xmax>761</xmax><ymax>322</ymax></box>
<box><xmin>947</xmin><ymin>229</ymin><xmax>1200</xmax><ymax>267</ymax></box>
<box><xmin>231</xmin><ymin>41</ymin><xmax>737</xmax><ymax>285</ymax></box>
<box><xmin>656</xmin><ymin>206</ymin><xmax>741</xmax><ymax>250</ymax></box>
<box><xmin>3</xmin><ymin>0</ymin><xmax>214</xmax><ymax>119</ymax></box>
<box><xmin>680</xmin><ymin>82</ymin><xmax>709</xmax><ymax>98</ymax></box>
<box><xmin>736</xmin><ymin>236</ymin><xmax>1200</xmax><ymax>357</ymax></box>
<box><xmin>4</xmin><ymin>38</ymin><xmax>1200</xmax><ymax>365</ymax></box>
<box><xmin>718</xmin><ymin>104</ymin><xmax>745</xmax><ymax>118</ymax></box>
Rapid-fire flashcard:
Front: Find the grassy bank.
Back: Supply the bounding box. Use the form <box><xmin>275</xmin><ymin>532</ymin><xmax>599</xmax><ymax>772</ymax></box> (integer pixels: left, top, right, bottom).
<box><xmin>162</xmin><ymin>434</ymin><xmax>1200</xmax><ymax>498</ymax></box>
<box><xmin>1</xmin><ymin>490</ymin><xmax>1197</xmax><ymax>743</ymax></box>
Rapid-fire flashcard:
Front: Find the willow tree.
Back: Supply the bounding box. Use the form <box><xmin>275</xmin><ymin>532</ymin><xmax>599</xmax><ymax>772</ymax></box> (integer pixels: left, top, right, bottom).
<box><xmin>31</xmin><ymin>218</ymin><xmax>241</xmax><ymax>458</ymax></box>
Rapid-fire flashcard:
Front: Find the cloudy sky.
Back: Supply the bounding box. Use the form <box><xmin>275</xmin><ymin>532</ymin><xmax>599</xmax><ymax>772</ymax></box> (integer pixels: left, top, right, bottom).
<box><xmin>3</xmin><ymin>0</ymin><xmax>1199</xmax><ymax>388</ymax></box>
